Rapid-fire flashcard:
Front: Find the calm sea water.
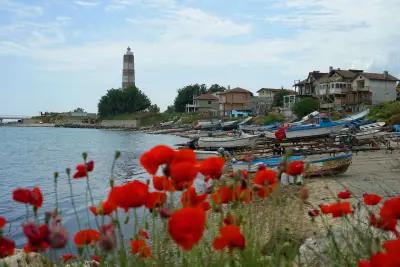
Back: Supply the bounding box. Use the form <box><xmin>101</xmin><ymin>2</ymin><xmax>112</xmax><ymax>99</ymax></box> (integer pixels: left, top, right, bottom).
<box><xmin>0</xmin><ymin>127</ymin><xmax>187</xmax><ymax>247</ymax></box>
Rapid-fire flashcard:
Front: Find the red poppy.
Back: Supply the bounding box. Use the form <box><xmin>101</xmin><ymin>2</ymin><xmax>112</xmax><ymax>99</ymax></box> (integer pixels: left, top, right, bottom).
<box><xmin>0</xmin><ymin>217</ymin><xmax>6</xmax><ymax>228</ymax></box>
<box><xmin>253</xmin><ymin>168</ymin><xmax>278</xmax><ymax>187</ymax></box>
<box><xmin>108</xmin><ymin>180</ymin><xmax>148</xmax><ymax>211</ymax></box>
<box><xmin>30</xmin><ymin>187</ymin><xmax>43</xmax><ymax>208</ymax></box>
<box><xmin>74</xmin><ymin>229</ymin><xmax>100</xmax><ymax>247</ymax></box>
<box><xmin>241</xmin><ymin>170</ymin><xmax>249</xmax><ymax>179</ymax></box>
<box><xmin>153</xmin><ymin>176</ymin><xmax>174</xmax><ymax>191</ymax></box>
<box><xmin>0</xmin><ymin>237</ymin><xmax>15</xmax><ymax>258</ymax></box>
<box><xmin>363</xmin><ymin>193</ymin><xmax>382</xmax><ymax>206</ymax></box>
<box><xmin>62</xmin><ymin>254</ymin><xmax>77</xmax><ymax>263</ymax></box>
<box><xmin>139</xmin><ymin>229</ymin><xmax>149</xmax><ymax>239</ymax></box>
<box><xmin>211</xmin><ymin>186</ymin><xmax>233</xmax><ymax>205</ymax></box>
<box><xmin>168</xmin><ymin>207</ymin><xmax>206</xmax><ymax>250</ymax></box>
<box><xmin>308</xmin><ymin>209</ymin><xmax>320</xmax><ymax>217</ymax></box>
<box><xmin>73</xmin><ymin>160</ymin><xmax>94</xmax><ymax>179</ymax></box>
<box><xmin>131</xmin><ymin>239</ymin><xmax>152</xmax><ymax>258</ymax></box>
<box><xmin>22</xmin><ymin>223</ymin><xmax>50</xmax><ymax>252</ymax></box>
<box><xmin>337</xmin><ymin>189</ymin><xmax>351</xmax><ymax>199</ymax></box>
<box><xmin>145</xmin><ymin>192</ymin><xmax>167</xmax><ymax>209</ymax></box>
<box><xmin>319</xmin><ymin>202</ymin><xmax>352</xmax><ymax>217</ymax></box>
<box><xmin>232</xmin><ymin>186</ymin><xmax>252</xmax><ymax>204</ymax></box>
<box><xmin>198</xmin><ymin>157</ymin><xmax>225</xmax><ymax>180</ymax></box>
<box><xmin>287</xmin><ymin>160</ymin><xmax>305</xmax><ymax>176</ymax></box>
<box><xmin>357</xmin><ymin>259</ymin><xmax>371</xmax><ymax>267</ymax></box>
<box><xmin>89</xmin><ymin>198</ymin><xmax>116</xmax><ymax>216</ymax></box>
<box><xmin>169</xmin><ymin>161</ymin><xmax>198</xmax><ymax>190</ymax></box>
<box><xmin>91</xmin><ymin>255</ymin><xmax>101</xmax><ymax>262</ymax></box>
<box><xmin>181</xmin><ymin>187</ymin><xmax>208</xmax><ymax>208</ymax></box>
<box><xmin>12</xmin><ymin>188</ymin><xmax>31</xmax><ymax>204</ymax></box>
<box><xmin>358</xmin><ymin>239</ymin><xmax>400</xmax><ymax>267</ymax></box>
<box><xmin>140</xmin><ymin>145</ymin><xmax>176</xmax><ymax>175</ymax></box>
<box><xmin>213</xmin><ymin>225</ymin><xmax>245</xmax><ymax>251</ymax></box>
<box><xmin>379</xmin><ymin>197</ymin><xmax>400</xmax><ymax>226</ymax></box>
<box><xmin>172</xmin><ymin>149</ymin><xmax>196</xmax><ymax>164</ymax></box>
<box><xmin>223</xmin><ymin>213</ymin><xmax>239</xmax><ymax>226</ymax></box>
<box><xmin>370</xmin><ymin>214</ymin><xmax>397</xmax><ymax>232</ymax></box>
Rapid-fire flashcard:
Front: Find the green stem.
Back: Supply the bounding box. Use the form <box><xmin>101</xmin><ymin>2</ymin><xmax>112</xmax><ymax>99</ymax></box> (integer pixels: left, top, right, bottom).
<box><xmin>66</xmin><ymin>169</ymin><xmax>81</xmax><ymax>230</ymax></box>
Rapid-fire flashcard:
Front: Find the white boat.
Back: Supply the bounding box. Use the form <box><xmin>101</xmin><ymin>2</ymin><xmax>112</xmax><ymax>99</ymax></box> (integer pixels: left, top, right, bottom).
<box><xmin>194</xmin><ymin>150</ymin><xmax>221</xmax><ymax>160</ymax></box>
<box><xmin>197</xmin><ymin>133</ymin><xmax>259</xmax><ymax>149</ymax></box>
<box><xmin>263</xmin><ymin>124</ymin><xmax>344</xmax><ymax>139</ymax></box>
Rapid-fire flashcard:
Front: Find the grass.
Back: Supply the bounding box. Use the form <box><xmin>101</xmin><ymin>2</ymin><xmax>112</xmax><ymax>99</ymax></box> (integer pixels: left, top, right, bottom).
<box><xmin>368</xmin><ymin>101</ymin><xmax>400</xmax><ymax>124</ymax></box>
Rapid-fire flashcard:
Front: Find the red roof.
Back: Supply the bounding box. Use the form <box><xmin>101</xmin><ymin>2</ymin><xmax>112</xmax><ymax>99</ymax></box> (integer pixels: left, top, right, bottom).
<box><xmin>218</xmin><ymin>87</ymin><xmax>253</xmax><ymax>95</ymax></box>
<box><xmin>194</xmin><ymin>93</ymin><xmax>218</xmax><ymax>100</ymax></box>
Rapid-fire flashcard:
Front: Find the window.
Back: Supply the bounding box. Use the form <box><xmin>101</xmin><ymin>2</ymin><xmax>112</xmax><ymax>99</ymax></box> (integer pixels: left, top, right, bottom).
<box><xmin>336</xmin><ymin>83</ymin><xmax>339</xmax><ymax>88</ymax></box>
<box><xmin>208</xmin><ymin>101</ymin><xmax>211</xmax><ymax>104</ymax></box>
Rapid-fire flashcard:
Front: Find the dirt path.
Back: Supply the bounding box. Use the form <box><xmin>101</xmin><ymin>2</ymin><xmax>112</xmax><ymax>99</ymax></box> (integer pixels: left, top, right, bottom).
<box><xmin>306</xmin><ymin>150</ymin><xmax>400</xmax><ymax>205</ymax></box>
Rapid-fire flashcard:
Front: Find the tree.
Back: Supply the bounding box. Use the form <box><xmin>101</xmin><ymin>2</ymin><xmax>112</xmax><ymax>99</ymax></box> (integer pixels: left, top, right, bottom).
<box><xmin>273</xmin><ymin>90</ymin><xmax>292</xmax><ymax>107</ymax></box>
<box><xmin>173</xmin><ymin>84</ymin><xmax>207</xmax><ymax>112</ymax></box>
<box><xmin>148</xmin><ymin>104</ymin><xmax>160</xmax><ymax>113</ymax></box>
<box><xmin>165</xmin><ymin>105</ymin><xmax>175</xmax><ymax>113</ymax></box>
<box><xmin>292</xmin><ymin>97</ymin><xmax>319</xmax><ymax>118</ymax></box>
<box><xmin>98</xmin><ymin>86</ymin><xmax>151</xmax><ymax>118</ymax></box>
<box><xmin>208</xmin><ymin>84</ymin><xmax>226</xmax><ymax>93</ymax></box>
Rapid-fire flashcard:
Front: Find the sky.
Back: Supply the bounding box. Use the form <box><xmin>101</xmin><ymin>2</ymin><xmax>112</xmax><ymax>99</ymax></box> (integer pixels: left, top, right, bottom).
<box><xmin>1</xmin><ymin>0</ymin><xmax>399</xmax><ymax>115</ymax></box>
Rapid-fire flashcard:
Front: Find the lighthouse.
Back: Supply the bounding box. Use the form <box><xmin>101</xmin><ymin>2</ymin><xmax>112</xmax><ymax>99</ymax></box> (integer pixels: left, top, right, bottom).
<box><xmin>122</xmin><ymin>47</ymin><xmax>135</xmax><ymax>89</ymax></box>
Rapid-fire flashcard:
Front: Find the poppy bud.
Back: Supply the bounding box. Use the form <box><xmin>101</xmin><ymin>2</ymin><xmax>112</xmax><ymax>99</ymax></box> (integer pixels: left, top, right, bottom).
<box><xmin>159</xmin><ymin>208</ymin><xmax>171</xmax><ymax>218</ymax></box>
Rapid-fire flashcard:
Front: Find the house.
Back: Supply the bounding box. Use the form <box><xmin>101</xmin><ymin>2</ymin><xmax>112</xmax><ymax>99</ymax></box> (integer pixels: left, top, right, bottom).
<box><xmin>256</xmin><ymin>87</ymin><xmax>296</xmax><ymax>114</ymax></box>
<box><xmin>295</xmin><ymin>67</ymin><xmax>399</xmax><ymax>112</ymax></box>
<box><xmin>217</xmin><ymin>87</ymin><xmax>253</xmax><ymax>117</ymax></box>
<box><xmin>185</xmin><ymin>93</ymin><xmax>219</xmax><ymax>115</ymax></box>
<box><xmin>294</xmin><ymin>71</ymin><xmax>328</xmax><ymax>97</ymax></box>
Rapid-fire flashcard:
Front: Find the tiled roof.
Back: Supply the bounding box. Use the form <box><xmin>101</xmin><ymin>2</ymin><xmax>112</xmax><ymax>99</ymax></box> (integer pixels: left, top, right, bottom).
<box><xmin>219</xmin><ymin>87</ymin><xmax>253</xmax><ymax>95</ymax></box>
<box><xmin>194</xmin><ymin>93</ymin><xmax>218</xmax><ymax>100</ymax></box>
<box><xmin>360</xmin><ymin>72</ymin><xmax>399</xmax><ymax>81</ymax></box>
<box><xmin>257</xmin><ymin>88</ymin><xmax>292</xmax><ymax>93</ymax></box>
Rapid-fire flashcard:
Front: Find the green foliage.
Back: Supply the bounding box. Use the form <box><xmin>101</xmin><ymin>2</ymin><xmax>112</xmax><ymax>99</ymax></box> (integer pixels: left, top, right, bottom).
<box><xmin>293</xmin><ymin>97</ymin><xmax>319</xmax><ymax>118</ymax></box>
<box><xmin>173</xmin><ymin>83</ymin><xmax>226</xmax><ymax>112</ymax></box>
<box><xmin>255</xmin><ymin>112</ymin><xmax>285</xmax><ymax>125</ymax></box>
<box><xmin>174</xmin><ymin>84</ymin><xmax>207</xmax><ymax>112</ymax></box>
<box><xmin>98</xmin><ymin>86</ymin><xmax>151</xmax><ymax>118</ymax></box>
<box><xmin>208</xmin><ymin>84</ymin><xmax>226</xmax><ymax>93</ymax></box>
<box><xmin>368</xmin><ymin>101</ymin><xmax>400</xmax><ymax>124</ymax></box>
<box><xmin>148</xmin><ymin>104</ymin><xmax>160</xmax><ymax>113</ymax></box>
<box><xmin>272</xmin><ymin>90</ymin><xmax>292</xmax><ymax>107</ymax></box>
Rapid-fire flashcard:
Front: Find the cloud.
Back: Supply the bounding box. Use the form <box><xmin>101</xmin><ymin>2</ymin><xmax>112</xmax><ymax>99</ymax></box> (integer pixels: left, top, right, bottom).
<box><xmin>74</xmin><ymin>1</ymin><xmax>100</xmax><ymax>7</ymax></box>
<box><xmin>0</xmin><ymin>0</ymin><xmax>43</xmax><ymax>17</ymax></box>
<box><xmin>105</xmin><ymin>0</ymin><xmax>176</xmax><ymax>11</ymax></box>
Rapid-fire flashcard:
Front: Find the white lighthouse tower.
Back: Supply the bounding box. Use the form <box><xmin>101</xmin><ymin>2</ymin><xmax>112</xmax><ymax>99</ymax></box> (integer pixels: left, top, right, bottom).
<box><xmin>122</xmin><ymin>47</ymin><xmax>135</xmax><ymax>89</ymax></box>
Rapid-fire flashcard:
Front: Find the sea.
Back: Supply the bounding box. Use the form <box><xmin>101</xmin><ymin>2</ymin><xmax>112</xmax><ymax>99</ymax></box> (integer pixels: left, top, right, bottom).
<box><xmin>0</xmin><ymin>126</ymin><xmax>188</xmax><ymax>247</ymax></box>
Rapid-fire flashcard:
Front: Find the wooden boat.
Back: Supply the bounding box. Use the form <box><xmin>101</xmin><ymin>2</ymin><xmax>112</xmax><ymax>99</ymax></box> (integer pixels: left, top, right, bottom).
<box><xmin>263</xmin><ymin>123</ymin><xmax>345</xmax><ymax>139</ymax></box>
<box><xmin>231</xmin><ymin>153</ymin><xmax>352</xmax><ymax>177</ymax></box>
<box><xmin>197</xmin><ymin>132</ymin><xmax>259</xmax><ymax>149</ymax></box>
<box><xmin>221</xmin><ymin>120</ymin><xmax>239</xmax><ymax>131</ymax></box>
<box><xmin>194</xmin><ymin>120</ymin><xmax>220</xmax><ymax>130</ymax></box>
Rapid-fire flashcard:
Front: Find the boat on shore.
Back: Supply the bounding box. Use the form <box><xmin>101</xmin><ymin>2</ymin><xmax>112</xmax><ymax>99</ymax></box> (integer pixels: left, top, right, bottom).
<box><xmin>231</xmin><ymin>153</ymin><xmax>352</xmax><ymax>177</ymax></box>
<box><xmin>197</xmin><ymin>132</ymin><xmax>259</xmax><ymax>149</ymax></box>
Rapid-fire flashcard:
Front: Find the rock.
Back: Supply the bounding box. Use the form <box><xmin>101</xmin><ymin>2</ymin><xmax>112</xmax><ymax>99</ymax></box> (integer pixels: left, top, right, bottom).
<box><xmin>0</xmin><ymin>249</ymin><xmax>47</xmax><ymax>267</ymax></box>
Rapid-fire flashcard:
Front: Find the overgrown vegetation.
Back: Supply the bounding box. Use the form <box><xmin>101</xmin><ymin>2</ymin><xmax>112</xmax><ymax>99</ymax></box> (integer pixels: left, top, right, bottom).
<box><xmin>293</xmin><ymin>97</ymin><xmax>320</xmax><ymax>118</ymax></box>
<box><xmin>368</xmin><ymin>101</ymin><xmax>400</xmax><ymax>124</ymax></box>
<box><xmin>254</xmin><ymin>112</ymin><xmax>286</xmax><ymax>125</ymax></box>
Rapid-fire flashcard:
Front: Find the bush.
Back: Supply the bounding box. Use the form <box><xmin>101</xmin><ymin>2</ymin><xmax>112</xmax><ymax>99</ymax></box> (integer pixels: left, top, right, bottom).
<box><xmin>293</xmin><ymin>97</ymin><xmax>319</xmax><ymax>118</ymax></box>
<box><xmin>254</xmin><ymin>112</ymin><xmax>285</xmax><ymax>125</ymax></box>
<box><xmin>368</xmin><ymin>101</ymin><xmax>400</xmax><ymax>124</ymax></box>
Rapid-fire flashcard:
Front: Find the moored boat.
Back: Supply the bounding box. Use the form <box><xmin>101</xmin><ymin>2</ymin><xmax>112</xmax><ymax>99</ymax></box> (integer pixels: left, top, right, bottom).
<box><xmin>197</xmin><ymin>132</ymin><xmax>259</xmax><ymax>149</ymax></box>
<box><xmin>231</xmin><ymin>153</ymin><xmax>352</xmax><ymax>177</ymax></box>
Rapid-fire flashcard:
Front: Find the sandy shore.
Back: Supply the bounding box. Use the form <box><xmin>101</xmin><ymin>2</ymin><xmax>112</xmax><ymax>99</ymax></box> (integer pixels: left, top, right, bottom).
<box><xmin>307</xmin><ymin>149</ymin><xmax>400</xmax><ymax>205</ymax></box>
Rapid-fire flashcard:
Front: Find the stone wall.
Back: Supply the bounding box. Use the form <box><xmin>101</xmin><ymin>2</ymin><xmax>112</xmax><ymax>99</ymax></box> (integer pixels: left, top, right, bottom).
<box><xmin>100</xmin><ymin>120</ymin><xmax>139</xmax><ymax>128</ymax></box>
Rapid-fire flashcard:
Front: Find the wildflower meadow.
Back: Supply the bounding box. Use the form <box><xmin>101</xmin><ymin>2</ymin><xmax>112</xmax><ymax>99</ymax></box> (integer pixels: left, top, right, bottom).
<box><xmin>0</xmin><ymin>145</ymin><xmax>399</xmax><ymax>266</ymax></box>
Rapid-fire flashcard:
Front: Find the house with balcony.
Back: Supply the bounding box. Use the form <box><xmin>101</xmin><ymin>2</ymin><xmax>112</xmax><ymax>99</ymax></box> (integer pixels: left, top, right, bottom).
<box><xmin>185</xmin><ymin>93</ymin><xmax>219</xmax><ymax>115</ymax></box>
<box><xmin>217</xmin><ymin>87</ymin><xmax>253</xmax><ymax>117</ymax></box>
<box><xmin>294</xmin><ymin>71</ymin><xmax>328</xmax><ymax>97</ymax></box>
<box><xmin>296</xmin><ymin>67</ymin><xmax>399</xmax><ymax>112</ymax></box>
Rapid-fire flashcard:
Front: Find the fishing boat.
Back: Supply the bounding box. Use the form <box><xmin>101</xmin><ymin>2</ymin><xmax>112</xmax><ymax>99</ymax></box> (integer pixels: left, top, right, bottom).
<box><xmin>197</xmin><ymin>132</ymin><xmax>259</xmax><ymax>149</ymax></box>
<box><xmin>263</xmin><ymin>118</ymin><xmax>345</xmax><ymax>139</ymax></box>
<box><xmin>194</xmin><ymin>120</ymin><xmax>220</xmax><ymax>130</ymax></box>
<box><xmin>221</xmin><ymin>120</ymin><xmax>239</xmax><ymax>131</ymax></box>
<box><xmin>231</xmin><ymin>153</ymin><xmax>352</xmax><ymax>177</ymax></box>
